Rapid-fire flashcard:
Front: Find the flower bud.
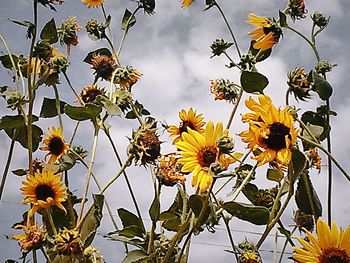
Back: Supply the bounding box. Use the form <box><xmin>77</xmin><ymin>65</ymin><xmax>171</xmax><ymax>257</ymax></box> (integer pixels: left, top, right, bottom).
<box><xmin>312</xmin><ymin>12</ymin><xmax>330</xmax><ymax>28</ymax></box>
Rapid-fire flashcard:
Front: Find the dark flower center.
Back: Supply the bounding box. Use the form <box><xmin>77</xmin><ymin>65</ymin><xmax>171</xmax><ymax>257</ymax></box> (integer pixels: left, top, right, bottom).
<box><xmin>319</xmin><ymin>248</ymin><xmax>350</xmax><ymax>263</ymax></box>
<box><xmin>179</xmin><ymin>120</ymin><xmax>196</xmax><ymax>133</ymax></box>
<box><xmin>198</xmin><ymin>146</ymin><xmax>218</xmax><ymax>167</ymax></box>
<box><xmin>35</xmin><ymin>184</ymin><xmax>55</xmax><ymax>201</ymax></box>
<box><xmin>48</xmin><ymin>136</ymin><xmax>65</xmax><ymax>156</ymax></box>
<box><xmin>263</xmin><ymin>122</ymin><xmax>290</xmax><ymax>150</ymax></box>
<box><xmin>263</xmin><ymin>25</ymin><xmax>282</xmax><ymax>42</ymax></box>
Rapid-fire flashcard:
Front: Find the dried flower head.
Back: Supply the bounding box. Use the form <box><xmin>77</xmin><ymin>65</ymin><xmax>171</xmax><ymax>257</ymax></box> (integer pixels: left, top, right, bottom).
<box><xmin>34</xmin><ymin>40</ymin><xmax>53</xmax><ymax>61</ymax></box>
<box><xmin>157</xmin><ymin>154</ymin><xmax>186</xmax><ymax>186</ymax></box>
<box><xmin>210</xmin><ymin>79</ymin><xmax>240</xmax><ymax>102</ymax></box>
<box><xmin>85</xmin><ymin>19</ymin><xmax>101</xmax><ymax>39</ymax></box>
<box><xmin>91</xmin><ymin>54</ymin><xmax>116</xmax><ymax>81</ymax></box>
<box><xmin>79</xmin><ymin>84</ymin><xmax>105</xmax><ymax>104</ymax></box>
<box><xmin>12</xmin><ymin>224</ymin><xmax>46</xmax><ymax>251</ymax></box>
<box><xmin>57</xmin><ymin>17</ymin><xmax>81</xmax><ymax>54</ymax></box>
<box><xmin>31</xmin><ymin>159</ymin><xmax>44</xmax><ymax>174</ymax></box>
<box><xmin>315</xmin><ymin>60</ymin><xmax>336</xmax><ymax>75</ymax></box>
<box><xmin>114</xmin><ymin>66</ymin><xmax>142</xmax><ymax>90</ymax></box>
<box><xmin>312</xmin><ymin>12</ymin><xmax>330</xmax><ymax>28</ymax></box>
<box><xmin>306</xmin><ymin>148</ymin><xmax>322</xmax><ymax>171</ymax></box>
<box><xmin>285</xmin><ymin>0</ymin><xmax>307</xmax><ymax>21</ymax></box>
<box><xmin>84</xmin><ymin>246</ymin><xmax>104</xmax><ymax>263</ymax></box>
<box><xmin>54</xmin><ymin>228</ymin><xmax>83</xmax><ymax>255</ymax></box>
<box><xmin>49</xmin><ymin>48</ymin><xmax>70</xmax><ymax>74</ymax></box>
<box><xmin>294</xmin><ymin>209</ymin><xmax>315</xmax><ymax>232</ymax></box>
<box><xmin>287</xmin><ymin>67</ymin><xmax>311</xmax><ymax>101</ymax></box>
<box><xmin>210</xmin><ymin>39</ymin><xmax>233</xmax><ymax>58</ymax></box>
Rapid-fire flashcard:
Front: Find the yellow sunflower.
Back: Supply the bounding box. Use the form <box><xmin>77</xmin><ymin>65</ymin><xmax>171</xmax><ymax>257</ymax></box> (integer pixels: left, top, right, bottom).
<box><xmin>181</xmin><ymin>0</ymin><xmax>194</xmax><ymax>8</ymax></box>
<box><xmin>168</xmin><ymin>108</ymin><xmax>205</xmax><ymax>144</ymax></box>
<box><xmin>12</xmin><ymin>223</ymin><xmax>46</xmax><ymax>251</ymax></box>
<box><xmin>247</xmin><ymin>13</ymin><xmax>282</xmax><ymax>51</ymax></box>
<box><xmin>239</xmin><ymin>95</ymin><xmax>299</xmax><ymax>166</ymax></box>
<box><xmin>81</xmin><ymin>0</ymin><xmax>104</xmax><ymax>8</ymax></box>
<box><xmin>40</xmin><ymin>127</ymin><xmax>69</xmax><ymax>164</ymax></box>
<box><xmin>176</xmin><ymin>121</ymin><xmax>241</xmax><ymax>193</ymax></box>
<box><xmin>293</xmin><ymin>218</ymin><xmax>350</xmax><ymax>262</ymax></box>
<box><xmin>21</xmin><ymin>168</ymin><xmax>67</xmax><ymax>217</ymax></box>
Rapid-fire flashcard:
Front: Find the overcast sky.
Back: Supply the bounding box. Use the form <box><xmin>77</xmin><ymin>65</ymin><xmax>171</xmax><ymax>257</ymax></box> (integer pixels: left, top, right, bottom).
<box><xmin>1</xmin><ymin>0</ymin><xmax>350</xmax><ymax>262</ymax></box>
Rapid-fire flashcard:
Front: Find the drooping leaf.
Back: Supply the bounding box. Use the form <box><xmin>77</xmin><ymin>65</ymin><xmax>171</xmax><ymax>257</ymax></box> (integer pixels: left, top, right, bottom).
<box><xmin>312</xmin><ymin>71</ymin><xmax>333</xmax><ymax>100</ymax></box>
<box><xmin>9</xmin><ymin>19</ymin><xmax>35</xmax><ymax>38</ymax></box>
<box><xmin>40</xmin><ymin>97</ymin><xmax>66</xmax><ymax>118</ymax></box>
<box><xmin>188</xmin><ymin>195</ymin><xmax>204</xmax><ymax>217</ymax></box>
<box><xmin>118</xmin><ymin>208</ymin><xmax>144</xmax><ymax>231</ymax></box>
<box><xmin>222</xmin><ymin>202</ymin><xmax>270</xmax><ymax>225</ymax></box>
<box><xmin>80</xmin><ymin>194</ymin><xmax>104</xmax><ymax>247</ymax></box>
<box><xmin>291</xmin><ymin>148</ymin><xmax>307</xmax><ymax>182</ymax></box>
<box><xmin>122</xmin><ymin>250</ymin><xmax>151</xmax><ymax>263</ymax></box>
<box><xmin>125</xmin><ymin>110</ymin><xmax>136</xmax><ymax>119</ymax></box>
<box><xmin>149</xmin><ymin>196</ymin><xmax>160</xmax><ymax>223</ymax></box>
<box><xmin>64</xmin><ymin>104</ymin><xmax>102</xmax><ymax>121</ymax></box>
<box><xmin>279</xmin><ymin>11</ymin><xmax>288</xmax><ymax>27</ymax></box>
<box><xmin>121</xmin><ymin>9</ymin><xmax>136</xmax><ymax>30</ymax></box>
<box><xmin>83</xmin><ymin>48</ymin><xmax>112</xmax><ymax>64</ymax></box>
<box><xmin>240</xmin><ymin>71</ymin><xmax>269</xmax><ymax>94</ymax></box>
<box><xmin>40</xmin><ymin>18</ymin><xmax>58</xmax><ymax>44</ymax></box>
<box><xmin>295</xmin><ymin>171</ymin><xmax>322</xmax><ymax>217</ymax></box>
<box><xmin>98</xmin><ymin>96</ymin><xmax>122</xmax><ymax>116</ymax></box>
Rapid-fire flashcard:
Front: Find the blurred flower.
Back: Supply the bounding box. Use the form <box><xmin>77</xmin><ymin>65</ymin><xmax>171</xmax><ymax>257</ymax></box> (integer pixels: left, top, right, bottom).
<box><xmin>31</xmin><ymin>159</ymin><xmax>44</xmax><ymax>174</ymax></box>
<box><xmin>114</xmin><ymin>66</ymin><xmax>142</xmax><ymax>90</ymax></box>
<box><xmin>293</xmin><ymin>219</ymin><xmax>350</xmax><ymax>262</ymax></box>
<box><xmin>240</xmin><ymin>95</ymin><xmax>300</xmax><ymax>166</ymax></box>
<box><xmin>294</xmin><ymin>209</ymin><xmax>314</xmax><ymax>232</ymax></box>
<box><xmin>316</xmin><ymin>60</ymin><xmax>336</xmax><ymax>75</ymax></box>
<box><xmin>247</xmin><ymin>13</ymin><xmax>282</xmax><ymax>51</ymax></box>
<box><xmin>210</xmin><ymin>79</ymin><xmax>240</xmax><ymax>102</ymax></box>
<box><xmin>176</xmin><ymin>121</ymin><xmax>240</xmax><ymax>193</ymax></box>
<box><xmin>239</xmin><ymin>251</ymin><xmax>261</xmax><ymax>263</ymax></box>
<box><xmin>85</xmin><ymin>19</ymin><xmax>101</xmax><ymax>39</ymax></box>
<box><xmin>40</xmin><ymin>127</ymin><xmax>69</xmax><ymax>164</ymax></box>
<box><xmin>12</xmin><ymin>223</ymin><xmax>46</xmax><ymax>251</ymax></box>
<box><xmin>34</xmin><ymin>40</ymin><xmax>53</xmax><ymax>61</ymax></box>
<box><xmin>285</xmin><ymin>0</ymin><xmax>307</xmax><ymax>21</ymax></box>
<box><xmin>81</xmin><ymin>0</ymin><xmax>104</xmax><ymax>8</ymax></box>
<box><xmin>21</xmin><ymin>168</ymin><xmax>67</xmax><ymax>216</ymax></box>
<box><xmin>210</xmin><ymin>39</ymin><xmax>233</xmax><ymax>58</ymax></box>
<box><xmin>287</xmin><ymin>67</ymin><xmax>311</xmax><ymax>101</ymax></box>
<box><xmin>58</xmin><ymin>17</ymin><xmax>81</xmax><ymax>54</ymax></box>
<box><xmin>54</xmin><ymin>228</ymin><xmax>83</xmax><ymax>255</ymax></box>
<box><xmin>91</xmin><ymin>54</ymin><xmax>116</xmax><ymax>81</ymax></box>
<box><xmin>168</xmin><ymin>108</ymin><xmax>205</xmax><ymax>144</ymax></box>
<box><xmin>306</xmin><ymin>148</ymin><xmax>322</xmax><ymax>171</ymax></box>
<box><xmin>84</xmin><ymin>246</ymin><xmax>104</xmax><ymax>263</ymax></box>
<box><xmin>157</xmin><ymin>154</ymin><xmax>186</xmax><ymax>186</ymax></box>
<box><xmin>79</xmin><ymin>84</ymin><xmax>105</xmax><ymax>104</ymax></box>
<box><xmin>181</xmin><ymin>0</ymin><xmax>194</xmax><ymax>8</ymax></box>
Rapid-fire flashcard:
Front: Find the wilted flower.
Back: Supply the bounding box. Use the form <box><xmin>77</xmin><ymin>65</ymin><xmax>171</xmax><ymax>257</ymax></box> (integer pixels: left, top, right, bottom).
<box><xmin>287</xmin><ymin>67</ymin><xmax>311</xmax><ymax>101</ymax></box>
<box><xmin>315</xmin><ymin>60</ymin><xmax>336</xmax><ymax>75</ymax></box>
<box><xmin>57</xmin><ymin>17</ymin><xmax>81</xmax><ymax>54</ymax></box>
<box><xmin>210</xmin><ymin>39</ymin><xmax>233</xmax><ymax>58</ymax></box>
<box><xmin>78</xmin><ymin>84</ymin><xmax>105</xmax><ymax>104</ymax></box>
<box><xmin>31</xmin><ymin>159</ymin><xmax>44</xmax><ymax>174</ymax></box>
<box><xmin>157</xmin><ymin>154</ymin><xmax>186</xmax><ymax>186</ymax></box>
<box><xmin>48</xmin><ymin>48</ymin><xmax>69</xmax><ymax>74</ymax></box>
<box><xmin>85</xmin><ymin>19</ymin><xmax>101</xmax><ymax>39</ymax></box>
<box><xmin>54</xmin><ymin>228</ymin><xmax>83</xmax><ymax>255</ymax></box>
<box><xmin>113</xmin><ymin>66</ymin><xmax>142</xmax><ymax>90</ymax></box>
<box><xmin>294</xmin><ymin>209</ymin><xmax>314</xmax><ymax>232</ymax></box>
<box><xmin>238</xmin><ymin>239</ymin><xmax>262</xmax><ymax>263</ymax></box>
<box><xmin>12</xmin><ymin>223</ymin><xmax>46</xmax><ymax>251</ymax></box>
<box><xmin>311</xmin><ymin>12</ymin><xmax>330</xmax><ymax>28</ymax></box>
<box><xmin>285</xmin><ymin>0</ymin><xmax>307</xmax><ymax>21</ymax></box>
<box><xmin>306</xmin><ymin>147</ymin><xmax>322</xmax><ymax>171</ymax></box>
<box><xmin>91</xmin><ymin>54</ymin><xmax>116</xmax><ymax>81</ymax></box>
<box><xmin>210</xmin><ymin>79</ymin><xmax>240</xmax><ymax>102</ymax></box>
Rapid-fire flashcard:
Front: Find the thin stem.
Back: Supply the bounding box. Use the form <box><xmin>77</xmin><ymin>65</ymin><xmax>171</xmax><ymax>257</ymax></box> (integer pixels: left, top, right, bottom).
<box><xmin>52</xmin><ymin>84</ymin><xmax>63</xmax><ymax>129</ymax></box>
<box><xmin>77</xmin><ymin>126</ymin><xmax>100</xmax><ymax>223</ymax></box>
<box><xmin>32</xmin><ymin>250</ymin><xmax>38</xmax><ymax>263</ymax></box>
<box><xmin>46</xmin><ymin>208</ymin><xmax>58</xmax><ymax>236</ymax></box>
<box><xmin>226</xmin><ymin>87</ymin><xmax>243</xmax><ymax>130</ymax></box>
<box><xmin>326</xmin><ymin>99</ymin><xmax>332</xmax><ymax>226</ymax></box>
<box><xmin>278</xmin><ymin>226</ymin><xmax>297</xmax><ymax>263</ymax></box>
<box><xmin>0</xmin><ymin>132</ymin><xmax>16</xmax><ymax>201</ymax></box>
<box><xmin>130</xmin><ymin>99</ymin><xmax>145</xmax><ymax>125</ymax></box>
<box><xmin>69</xmin><ymin>121</ymin><xmax>80</xmax><ymax>145</ymax></box>
<box><xmin>285</xmin><ymin>89</ymin><xmax>290</xmax><ymax>106</ymax></box>
<box><xmin>214</xmin><ymin>1</ymin><xmax>242</xmax><ymax>58</ymax></box>
<box><xmin>40</xmin><ymin>247</ymin><xmax>50</xmax><ymax>262</ymax></box>
<box><xmin>63</xmin><ymin>72</ymin><xmax>84</xmax><ymax>105</ymax></box>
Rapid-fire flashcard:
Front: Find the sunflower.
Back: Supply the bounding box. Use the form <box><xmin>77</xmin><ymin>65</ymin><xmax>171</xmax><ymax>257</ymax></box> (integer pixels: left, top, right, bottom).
<box><xmin>81</xmin><ymin>0</ymin><xmax>104</xmax><ymax>8</ymax></box>
<box><xmin>239</xmin><ymin>95</ymin><xmax>299</xmax><ymax>166</ymax></box>
<box><xmin>247</xmin><ymin>13</ymin><xmax>282</xmax><ymax>51</ymax></box>
<box><xmin>21</xmin><ymin>168</ymin><xmax>67</xmax><ymax>217</ymax></box>
<box><xmin>181</xmin><ymin>0</ymin><xmax>194</xmax><ymax>8</ymax></box>
<box><xmin>176</xmin><ymin>121</ymin><xmax>241</xmax><ymax>193</ymax></box>
<box><xmin>293</xmin><ymin>218</ymin><xmax>350</xmax><ymax>262</ymax></box>
<box><xmin>12</xmin><ymin>223</ymin><xmax>46</xmax><ymax>251</ymax></box>
<box><xmin>40</xmin><ymin>127</ymin><xmax>69</xmax><ymax>164</ymax></box>
<box><xmin>168</xmin><ymin>108</ymin><xmax>205</xmax><ymax>144</ymax></box>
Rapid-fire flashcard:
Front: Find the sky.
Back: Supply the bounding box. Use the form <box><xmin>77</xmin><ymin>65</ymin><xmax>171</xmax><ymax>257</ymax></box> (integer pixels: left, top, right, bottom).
<box><xmin>1</xmin><ymin>0</ymin><xmax>350</xmax><ymax>262</ymax></box>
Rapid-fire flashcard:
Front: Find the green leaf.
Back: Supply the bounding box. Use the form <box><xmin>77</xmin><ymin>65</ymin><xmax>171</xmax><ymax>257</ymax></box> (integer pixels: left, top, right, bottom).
<box><xmin>40</xmin><ymin>18</ymin><xmax>58</xmax><ymax>44</ymax></box>
<box><xmin>0</xmin><ymin>55</ymin><xmax>19</xmax><ymax>70</ymax></box>
<box><xmin>240</xmin><ymin>71</ymin><xmax>269</xmax><ymax>94</ymax></box>
<box><xmin>222</xmin><ymin>202</ymin><xmax>270</xmax><ymax>225</ymax></box>
<box><xmin>104</xmin><ymin>233</ymin><xmax>146</xmax><ymax>249</ymax></box>
<box><xmin>122</xmin><ymin>250</ymin><xmax>151</xmax><ymax>263</ymax></box>
<box><xmin>125</xmin><ymin>110</ymin><xmax>136</xmax><ymax>119</ymax></box>
<box><xmin>99</xmin><ymin>96</ymin><xmax>121</xmax><ymax>116</ymax></box>
<box><xmin>162</xmin><ymin>217</ymin><xmax>181</xmax><ymax>232</ymax></box>
<box><xmin>149</xmin><ymin>197</ymin><xmax>160</xmax><ymax>223</ymax></box>
<box><xmin>121</xmin><ymin>9</ymin><xmax>136</xmax><ymax>30</ymax></box>
<box><xmin>188</xmin><ymin>195</ymin><xmax>203</xmax><ymax>217</ymax></box>
<box><xmin>279</xmin><ymin>11</ymin><xmax>288</xmax><ymax>27</ymax></box>
<box><xmin>0</xmin><ymin>115</ymin><xmax>26</xmax><ymax>130</ymax></box>
<box><xmin>118</xmin><ymin>226</ymin><xmax>145</xmax><ymax>238</ymax></box>
<box><xmin>40</xmin><ymin>97</ymin><xmax>66</xmax><ymax>118</ymax></box>
<box><xmin>267</xmin><ymin>168</ymin><xmax>283</xmax><ymax>182</ymax></box>
<box><xmin>242</xmin><ymin>183</ymin><xmax>259</xmax><ymax>203</ymax></box>
<box><xmin>295</xmin><ymin>171</ymin><xmax>322</xmax><ymax>217</ymax></box>
<box><xmin>83</xmin><ymin>48</ymin><xmax>112</xmax><ymax>64</ymax></box>
<box><xmin>11</xmin><ymin>169</ymin><xmax>27</xmax><ymax>176</ymax></box>
<box><xmin>159</xmin><ymin>211</ymin><xmax>177</xmax><ymax>221</ymax></box>
<box><xmin>57</xmin><ymin>152</ymin><xmax>77</xmax><ymax>172</ymax></box>
<box><xmin>80</xmin><ymin>194</ymin><xmax>104</xmax><ymax>247</ymax></box>
<box><xmin>9</xmin><ymin>19</ymin><xmax>35</xmax><ymax>38</ymax></box>
<box><xmin>64</xmin><ymin>104</ymin><xmax>102</xmax><ymax>121</ymax></box>
<box><xmin>291</xmin><ymin>148</ymin><xmax>307</xmax><ymax>182</ymax></box>
<box><xmin>312</xmin><ymin>71</ymin><xmax>333</xmax><ymax>100</ymax></box>
<box><xmin>118</xmin><ymin>208</ymin><xmax>144</xmax><ymax>231</ymax></box>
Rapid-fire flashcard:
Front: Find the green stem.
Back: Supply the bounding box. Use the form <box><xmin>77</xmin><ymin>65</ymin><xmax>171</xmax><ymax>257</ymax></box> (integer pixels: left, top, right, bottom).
<box><xmin>130</xmin><ymin>99</ymin><xmax>145</xmax><ymax>125</ymax></box>
<box><xmin>326</xmin><ymin>99</ymin><xmax>332</xmax><ymax>226</ymax></box>
<box><xmin>46</xmin><ymin>208</ymin><xmax>58</xmax><ymax>236</ymax></box>
<box><xmin>63</xmin><ymin>72</ymin><xmax>85</xmax><ymax>105</ymax></box>
<box><xmin>214</xmin><ymin>1</ymin><xmax>242</xmax><ymax>58</ymax></box>
<box><xmin>0</xmin><ymin>132</ymin><xmax>16</xmax><ymax>201</ymax></box>
<box><xmin>40</xmin><ymin>247</ymin><xmax>50</xmax><ymax>262</ymax></box>
<box><xmin>52</xmin><ymin>84</ymin><xmax>63</xmax><ymax>129</ymax></box>
<box><xmin>278</xmin><ymin>226</ymin><xmax>297</xmax><ymax>263</ymax></box>
<box><xmin>226</xmin><ymin>87</ymin><xmax>243</xmax><ymax>130</ymax></box>
<box><xmin>33</xmin><ymin>250</ymin><xmax>38</xmax><ymax>263</ymax></box>
<box><xmin>69</xmin><ymin>121</ymin><xmax>80</xmax><ymax>145</ymax></box>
